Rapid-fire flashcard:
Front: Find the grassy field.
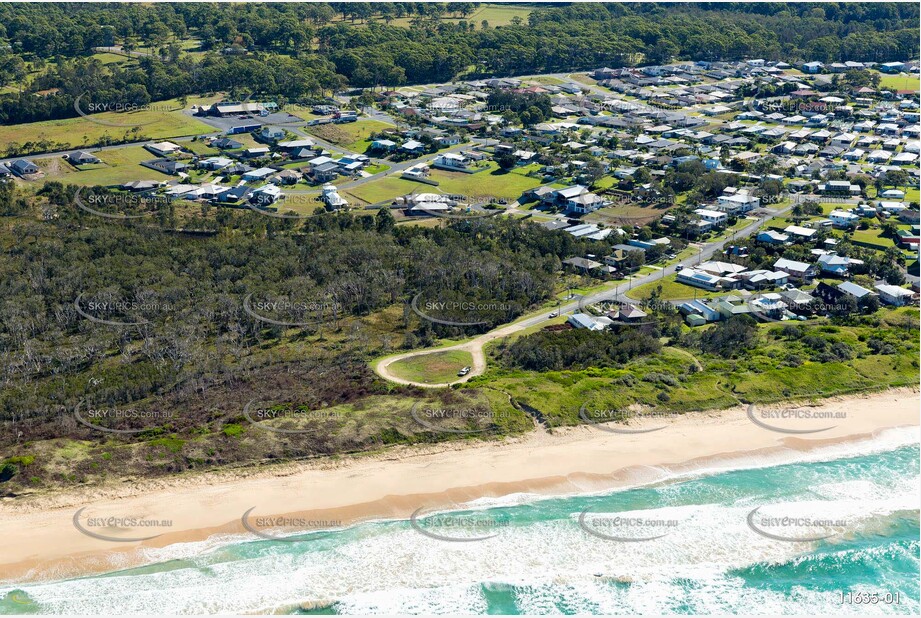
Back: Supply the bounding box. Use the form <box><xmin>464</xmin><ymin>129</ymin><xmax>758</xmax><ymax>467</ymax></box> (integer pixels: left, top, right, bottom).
<box><xmin>0</xmin><ymin>96</ymin><xmax>218</xmax><ymax>153</ymax></box>
<box><xmin>34</xmin><ymin>146</ymin><xmax>167</xmax><ymax>186</ymax></box>
<box><xmin>429</xmin><ymin>163</ymin><xmax>543</xmax><ymax>201</ymax></box>
<box><xmin>345</xmin><ymin>176</ymin><xmax>421</xmax><ymax>205</ymax></box>
<box><xmin>306</xmin><ymin>119</ymin><xmax>393</xmax><ymax>153</ymax></box>
<box><xmin>875</xmin><ymin>72</ymin><xmax>921</xmax><ymax>92</ymax></box>
<box><xmin>386</xmin><ymin>3</ymin><xmax>534</xmax><ymax>28</ymax></box>
<box><xmin>387</xmin><ymin>350</ymin><xmax>474</xmax><ymax>385</ymax></box>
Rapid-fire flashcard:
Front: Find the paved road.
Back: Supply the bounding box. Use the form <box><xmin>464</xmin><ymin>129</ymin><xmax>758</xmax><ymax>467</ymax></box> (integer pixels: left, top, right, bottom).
<box><xmin>374</xmin><ymin>202</ymin><xmax>794</xmax><ymax>388</ymax></box>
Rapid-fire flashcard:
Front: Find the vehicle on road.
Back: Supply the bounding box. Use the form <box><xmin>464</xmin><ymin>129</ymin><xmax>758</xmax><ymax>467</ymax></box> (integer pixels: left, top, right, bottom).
<box><xmin>458</xmin><ymin>366</ymin><xmax>471</xmax><ymax>376</ymax></box>
<box><xmin>549</xmin><ymin>311</ymin><xmax>559</xmax><ymax>318</ymax></box>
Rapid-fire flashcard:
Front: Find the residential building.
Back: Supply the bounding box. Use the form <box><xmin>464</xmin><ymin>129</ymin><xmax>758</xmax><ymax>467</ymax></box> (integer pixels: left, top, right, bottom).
<box><xmin>774</xmin><ymin>257</ymin><xmax>817</xmax><ymax>281</ymax></box>
<box><xmin>829</xmin><ymin>209</ymin><xmax>860</xmax><ymax>228</ymax></box>
<box><xmin>874</xmin><ymin>284</ymin><xmax>917</xmax><ymax>306</ymax></box>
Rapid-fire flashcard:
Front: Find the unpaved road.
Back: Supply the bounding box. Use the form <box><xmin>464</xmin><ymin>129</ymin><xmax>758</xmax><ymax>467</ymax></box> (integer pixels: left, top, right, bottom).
<box><xmin>374</xmin><ymin>203</ymin><xmax>793</xmax><ymax>387</ymax></box>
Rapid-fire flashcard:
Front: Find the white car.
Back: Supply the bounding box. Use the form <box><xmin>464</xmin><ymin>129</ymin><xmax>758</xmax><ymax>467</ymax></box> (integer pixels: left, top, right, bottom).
<box><xmin>457</xmin><ymin>366</ymin><xmax>471</xmax><ymax>377</ymax></box>
<box><xmin>549</xmin><ymin>311</ymin><xmax>559</xmax><ymax>318</ymax></box>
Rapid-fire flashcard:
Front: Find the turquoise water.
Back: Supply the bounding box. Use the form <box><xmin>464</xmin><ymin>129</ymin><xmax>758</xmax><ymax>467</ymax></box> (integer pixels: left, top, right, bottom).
<box><xmin>2</xmin><ymin>430</ymin><xmax>918</xmax><ymax>614</ymax></box>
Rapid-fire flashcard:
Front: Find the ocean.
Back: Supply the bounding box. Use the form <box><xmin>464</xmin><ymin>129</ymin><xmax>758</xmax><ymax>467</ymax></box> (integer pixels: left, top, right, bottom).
<box><xmin>2</xmin><ymin>428</ymin><xmax>918</xmax><ymax>615</ymax></box>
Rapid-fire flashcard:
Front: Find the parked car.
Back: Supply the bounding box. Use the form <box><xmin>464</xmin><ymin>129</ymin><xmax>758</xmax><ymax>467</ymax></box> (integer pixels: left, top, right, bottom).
<box><xmin>457</xmin><ymin>366</ymin><xmax>471</xmax><ymax>376</ymax></box>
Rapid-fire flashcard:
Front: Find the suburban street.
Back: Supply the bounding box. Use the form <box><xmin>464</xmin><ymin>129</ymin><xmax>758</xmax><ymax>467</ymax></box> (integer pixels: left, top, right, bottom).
<box><xmin>374</xmin><ymin>201</ymin><xmax>795</xmax><ymax>388</ymax></box>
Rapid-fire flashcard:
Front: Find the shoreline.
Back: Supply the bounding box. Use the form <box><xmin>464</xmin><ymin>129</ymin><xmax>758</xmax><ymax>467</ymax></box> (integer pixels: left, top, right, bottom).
<box><xmin>1</xmin><ymin>387</ymin><xmax>918</xmax><ymax>584</ymax></box>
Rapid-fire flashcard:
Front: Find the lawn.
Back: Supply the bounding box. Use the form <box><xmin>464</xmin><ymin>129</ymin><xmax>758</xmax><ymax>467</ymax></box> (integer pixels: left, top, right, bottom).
<box><xmin>305</xmin><ymin>119</ymin><xmax>393</xmax><ymax>153</ymax></box>
<box><xmin>345</xmin><ymin>176</ymin><xmax>421</xmax><ymax>205</ymax></box>
<box><xmin>387</xmin><ymin>350</ymin><xmax>474</xmax><ymax>385</ymax></box>
<box><xmin>35</xmin><ymin>146</ymin><xmax>168</xmax><ymax>186</ymax></box>
<box><xmin>429</xmin><ymin>163</ymin><xmax>543</xmax><ymax>201</ymax></box>
<box><xmin>0</xmin><ymin>96</ymin><xmax>217</xmax><ymax>154</ymax></box>
<box><xmin>625</xmin><ymin>274</ymin><xmax>724</xmax><ymax>301</ymax></box>
<box><xmin>875</xmin><ymin>72</ymin><xmax>920</xmax><ymax>92</ymax></box>
<box><xmin>843</xmin><ymin>227</ymin><xmax>894</xmax><ymax>250</ymax></box>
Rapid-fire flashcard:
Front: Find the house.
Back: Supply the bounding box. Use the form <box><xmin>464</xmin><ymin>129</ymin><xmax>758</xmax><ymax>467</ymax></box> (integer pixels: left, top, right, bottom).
<box><xmin>819</xmin><ymin>180</ymin><xmax>860</xmax><ymax>195</ymax></box>
<box><xmin>145</xmin><ymin>141</ymin><xmax>181</xmax><ymax>157</ymax></box>
<box><xmin>874</xmin><ymin>284</ymin><xmax>916</xmax><ymax>306</ymax></box>
<box><xmin>433</xmin><ymin>152</ymin><xmax>471</xmax><ymax>171</ymax></box>
<box><xmin>401</xmin><ymin>140</ymin><xmax>425</xmax><ymax>154</ymax></box>
<box><xmin>565</xmin><ymin>192</ymin><xmax>605</xmax><ymax>215</ymax></box>
<box><xmin>212</xmin><ymin>137</ymin><xmax>243</xmax><ymax>150</ymax></box>
<box><xmin>66</xmin><ymin>150</ymin><xmax>100</xmax><ymax>165</ymax></box>
<box><xmin>676</xmin><ymin>267</ymin><xmax>725</xmax><ymax>291</ymax></box>
<box><xmin>320</xmin><ymin>184</ymin><xmax>348</xmax><ymax>209</ymax></box>
<box><xmin>242</xmin><ymin>167</ymin><xmax>276</xmax><ymax>182</ymax></box>
<box><xmin>837</xmin><ymin>281</ymin><xmax>876</xmax><ymax>301</ymax></box>
<box><xmin>802</xmin><ymin>61</ymin><xmax>825</xmax><ymax>74</ymax></box>
<box><xmin>562</xmin><ymin>257</ymin><xmax>603</xmax><ymax>273</ymax></box>
<box><xmin>274</xmin><ymin>169</ymin><xmax>302</xmax><ymax>185</ymax></box>
<box><xmin>693</xmin><ymin>208</ymin><xmax>728</xmax><ymax>227</ymax></box>
<box><xmin>697</xmin><ymin>261</ymin><xmax>747</xmax><ymax>277</ymax></box>
<box><xmin>145</xmin><ymin>159</ymin><xmax>188</xmax><ymax>175</ymax></box>
<box><xmin>879</xmin><ymin>61</ymin><xmax>906</xmax><ymax>74</ymax></box>
<box><xmin>829</xmin><ymin>209</ymin><xmax>860</xmax><ymax>228</ymax></box>
<box><xmin>880</xmin><ymin>189</ymin><xmax>905</xmax><ymax>200</ymax></box>
<box><xmin>774</xmin><ymin>257</ymin><xmax>817</xmax><ymax>281</ymax></box>
<box><xmin>9</xmin><ymin>159</ymin><xmax>39</xmax><ymax>176</ymax></box>
<box><xmin>780</xmin><ymin>288</ymin><xmax>816</xmax><ymax>314</ymax></box>
<box><xmin>217</xmin><ymin>185</ymin><xmax>252</xmax><ymax>204</ymax></box>
<box><xmin>716</xmin><ymin>193</ymin><xmax>759</xmax><ymax>214</ymax></box>
<box><xmin>818</xmin><ymin>253</ymin><xmax>864</xmax><ymax>276</ymax></box>
<box><xmin>610</xmin><ymin>304</ymin><xmax>648</xmax><ymax>323</ymax></box>
<box><xmin>783</xmin><ymin>225</ymin><xmax>818</xmax><ymax>241</ymax></box>
<box><xmin>370</xmin><ymin>139</ymin><xmax>397</xmax><ymax>152</ymax></box>
<box><xmin>250</xmin><ymin>184</ymin><xmax>282</xmax><ymax>206</ymax></box>
<box><xmin>259</xmin><ymin>126</ymin><xmax>286</xmax><ymax>141</ymax></box>
<box><xmin>677</xmin><ymin>299</ymin><xmax>721</xmax><ymax>323</ymax></box>
<box><xmin>757</xmin><ymin>230</ymin><xmax>790</xmax><ymax>245</ymax></box>
<box><xmin>200</xmin><ymin>156</ymin><xmax>234</xmax><ymax>171</ymax></box>
<box><xmin>568</xmin><ymin>313</ymin><xmax>610</xmax><ymax>331</ymax></box>
<box><xmin>713</xmin><ymin>295</ymin><xmax>753</xmax><ymax>319</ymax></box>
<box><xmin>813</xmin><ymin>282</ymin><xmax>847</xmax><ymax>309</ymax></box>
<box><xmin>742</xmin><ymin>270</ymin><xmax>789</xmax><ymax>290</ymax></box>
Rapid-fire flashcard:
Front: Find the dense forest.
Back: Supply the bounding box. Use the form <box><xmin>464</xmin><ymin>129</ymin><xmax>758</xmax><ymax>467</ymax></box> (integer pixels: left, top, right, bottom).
<box><xmin>0</xmin><ymin>2</ymin><xmax>917</xmax><ymax>124</ymax></box>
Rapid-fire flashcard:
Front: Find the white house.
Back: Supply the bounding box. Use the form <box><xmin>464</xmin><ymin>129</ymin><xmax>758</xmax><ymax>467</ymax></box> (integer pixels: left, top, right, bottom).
<box><xmin>433</xmin><ymin>152</ymin><xmax>471</xmax><ymax>171</ymax></box>
<box><xmin>693</xmin><ymin>208</ymin><xmax>728</xmax><ymax>226</ymax></box>
<box><xmin>566</xmin><ymin>192</ymin><xmax>605</xmax><ymax>215</ymax></box>
<box><xmin>145</xmin><ymin>141</ymin><xmax>181</xmax><ymax>157</ymax></box>
<box><xmin>829</xmin><ymin>209</ymin><xmax>860</xmax><ymax>228</ymax></box>
<box><xmin>716</xmin><ymin>193</ymin><xmax>759</xmax><ymax>214</ymax></box>
<box><xmin>874</xmin><ymin>284</ymin><xmax>916</xmax><ymax>306</ymax></box>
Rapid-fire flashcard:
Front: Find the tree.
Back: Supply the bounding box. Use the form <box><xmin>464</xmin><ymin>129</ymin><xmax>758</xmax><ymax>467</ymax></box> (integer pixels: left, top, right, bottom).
<box><xmin>496</xmin><ymin>153</ymin><xmax>517</xmax><ymax>171</ymax></box>
<box><xmin>375</xmin><ymin>205</ymin><xmax>395</xmax><ymax>233</ymax></box>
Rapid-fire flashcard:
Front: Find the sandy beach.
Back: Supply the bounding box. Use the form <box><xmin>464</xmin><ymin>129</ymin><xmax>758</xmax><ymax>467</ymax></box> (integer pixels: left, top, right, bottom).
<box><xmin>1</xmin><ymin>388</ymin><xmax>918</xmax><ymax>584</ymax></box>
